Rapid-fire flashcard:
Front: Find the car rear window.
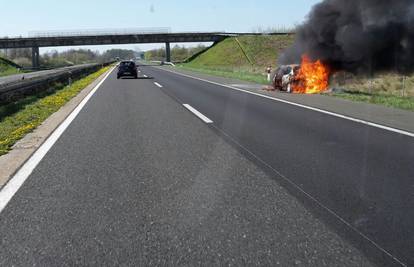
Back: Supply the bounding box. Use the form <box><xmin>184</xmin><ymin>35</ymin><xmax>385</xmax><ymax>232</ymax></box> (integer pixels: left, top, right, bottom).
<box><xmin>120</xmin><ymin>62</ymin><xmax>135</xmax><ymax>67</ymax></box>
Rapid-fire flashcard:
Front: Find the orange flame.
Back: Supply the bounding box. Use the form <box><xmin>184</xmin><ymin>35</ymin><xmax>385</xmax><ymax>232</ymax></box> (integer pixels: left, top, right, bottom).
<box><xmin>292</xmin><ymin>55</ymin><xmax>330</xmax><ymax>94</ymax></box>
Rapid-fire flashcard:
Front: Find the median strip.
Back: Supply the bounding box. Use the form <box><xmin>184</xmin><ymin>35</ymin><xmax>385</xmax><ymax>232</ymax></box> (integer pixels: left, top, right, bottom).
<box><xmin>183</xmin><ymin>104</ymin><xmax>213</xmax><ymax>124</ymax></box>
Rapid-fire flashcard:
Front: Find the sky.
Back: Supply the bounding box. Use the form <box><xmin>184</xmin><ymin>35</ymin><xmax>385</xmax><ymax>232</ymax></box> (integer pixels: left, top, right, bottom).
<box><xmin>0</xmin><ymin>0</ymin><xmax>321</xmax><ymax>53</ymax></box>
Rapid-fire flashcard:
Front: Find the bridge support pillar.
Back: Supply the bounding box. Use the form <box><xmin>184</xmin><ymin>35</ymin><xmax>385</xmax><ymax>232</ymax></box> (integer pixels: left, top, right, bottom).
<box><xmin>165</xmin><ymin>42</ymin><xmax>171</xmax><ymax>63</ymax></box>
<box><xmin>31</xmin><ymin>47</ymin><xmax>40</xmax><ymax>69</ymax></box>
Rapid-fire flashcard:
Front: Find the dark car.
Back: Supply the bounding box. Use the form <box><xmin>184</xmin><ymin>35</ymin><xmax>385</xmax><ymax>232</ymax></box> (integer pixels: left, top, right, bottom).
<box><xmin>117</xmin><ymin>61</ymin><xmax>138</xmax><ymax>79</ymax></box>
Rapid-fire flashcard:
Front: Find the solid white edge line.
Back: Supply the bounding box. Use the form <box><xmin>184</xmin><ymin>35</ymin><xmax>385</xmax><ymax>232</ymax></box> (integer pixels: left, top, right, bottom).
<box><xmin>157</xmin><ymin>67</ymin><xmax>414</xmax><ymax>138</ymax></box>
<box><xmin>0</xmin><ymin>66</ymin><xmax>116</xmax><ymax>213</ymax></box>
<box><xmin>183</xmin><ymin>104</ymin><xmax>213</xmax><ymax>124</ymax></box>
<box><xmin>154</xmin><ymin>82</ymin><xmax>163</xmax><ymax>88</ymax></box>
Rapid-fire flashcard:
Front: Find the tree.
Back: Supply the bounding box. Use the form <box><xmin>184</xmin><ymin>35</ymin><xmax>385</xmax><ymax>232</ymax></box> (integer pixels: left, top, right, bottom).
<box><xmin>101</xmin><ymin>49</ymin><xmax>136</xmax><ymax>62</ymax></box>
<box><xmin>144</xmin><ymin>45</ymin><xmax>207</xmax><ymax>62</ymax></box>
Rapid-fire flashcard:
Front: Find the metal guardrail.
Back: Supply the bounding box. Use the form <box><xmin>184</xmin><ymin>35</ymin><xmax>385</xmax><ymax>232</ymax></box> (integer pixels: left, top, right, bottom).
<box><xmin>0</xmin><ymin>62</ymin><xmax>114</xmax><ymax>104</ymax></box>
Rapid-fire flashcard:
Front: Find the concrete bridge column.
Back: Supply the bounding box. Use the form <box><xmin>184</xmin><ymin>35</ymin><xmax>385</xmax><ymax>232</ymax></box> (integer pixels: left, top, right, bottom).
<box><xmin>31</xmin><ymin>47</ymin><xmax>40</xmax><ymax>69</ymax></box>
<box><xmin>165</xmin><ymin>42</ymin><xmax>171</xmax><ymax>63</ymax></box>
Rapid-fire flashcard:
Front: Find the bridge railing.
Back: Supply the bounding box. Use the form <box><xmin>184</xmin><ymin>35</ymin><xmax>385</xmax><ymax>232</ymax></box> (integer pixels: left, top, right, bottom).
<box><xmin>28</xmin><ymin>28</ymin><xmax>172</xmax><ymax>38</ymax></box>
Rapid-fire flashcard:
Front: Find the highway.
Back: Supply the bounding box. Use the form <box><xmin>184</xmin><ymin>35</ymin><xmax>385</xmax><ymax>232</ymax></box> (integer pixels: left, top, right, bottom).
<box><xmin>0</xmin><ymin>65</ymin><xmax>412</xmax><ymax>266</ymax></box>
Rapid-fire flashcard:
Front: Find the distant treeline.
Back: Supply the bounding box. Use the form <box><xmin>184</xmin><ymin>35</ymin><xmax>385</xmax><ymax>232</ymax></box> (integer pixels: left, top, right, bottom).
<box><xmin>0</xmin><ymin>48</ymin><xmax>138</xmax><ymax>68</ymax></box>
<box><xmin>144</xmin><ymin>44</ymin><xmax>207</xmax><ymax>62</ymax></box>
<box><xmin>1</xmin><ymin>45</ymin><xmax>208</xmax><ymax>68</ymax></box>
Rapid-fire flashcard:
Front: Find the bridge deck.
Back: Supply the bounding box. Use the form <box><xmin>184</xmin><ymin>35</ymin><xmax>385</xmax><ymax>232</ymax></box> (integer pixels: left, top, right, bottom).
<box><xmin>0</xmin><ymin>32</ymin><xmax>293</xmax><ymax>49</ymax></box>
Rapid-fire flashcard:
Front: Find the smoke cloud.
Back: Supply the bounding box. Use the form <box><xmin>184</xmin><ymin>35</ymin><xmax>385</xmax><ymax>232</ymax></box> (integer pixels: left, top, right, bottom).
<box><xmin>280</xmin><ymin>0</ymin><xmax>414</xmax><ymax>73</ymax></box>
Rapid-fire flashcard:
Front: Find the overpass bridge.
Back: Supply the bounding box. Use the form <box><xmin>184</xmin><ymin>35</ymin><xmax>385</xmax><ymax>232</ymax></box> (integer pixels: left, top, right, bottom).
<box><xmin>0</xmin><ymin>31</ymin><xmax>293</xmax><ymax>68</ymax></box>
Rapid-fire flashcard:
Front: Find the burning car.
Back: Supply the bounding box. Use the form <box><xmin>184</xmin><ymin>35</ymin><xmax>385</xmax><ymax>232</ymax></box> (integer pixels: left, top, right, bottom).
<box><xmin>272</xmin><ymin>64</ymin><xmax>301</xmax><ymax>93</ymax></box>
<box><xmin>272</xmin><ymin>55</ymin><xmax>331</xmax><ymax>94</ymax></box>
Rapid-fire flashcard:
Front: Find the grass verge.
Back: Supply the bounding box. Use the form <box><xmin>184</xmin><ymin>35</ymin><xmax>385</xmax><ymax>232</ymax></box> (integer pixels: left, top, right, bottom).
<box><xmin>176</xmin><ymin>64</ymin><xmax>269</xmax><ymax>85</ymax></box>
<box><xmin>0</xmin><ymin>68</ymin><xmax>21</xmax><ymax>77</ymax></box>
<box><xmin>327</xmin><ymin>91</ymin><xmax>414</xmax><ymax>112</ymax></box>
<box><xmin>0</xmin><ymin>57</ymin><xmax>23</xmax><ymax>77</ymax></box>
<box><xmin>328</xmin><ymin>72</ymin><xmax>414</xmax><ymax>111</ymax></box>
<box><xmin>0</xmin><ymin>66</ymin><xmax>111</xmax><ymax>156</ymax></box>
<box><xmin>0</xmin><ymin>63</ymin><xmax>21</xmax><ymax>77</ymax></box>
<box><xmin>187</xmin><ymin>35</ymin><xmax>294</xmax><ymax>69</ymax></box>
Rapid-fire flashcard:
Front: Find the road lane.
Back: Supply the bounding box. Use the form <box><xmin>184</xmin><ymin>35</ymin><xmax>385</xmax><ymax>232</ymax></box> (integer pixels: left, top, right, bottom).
<box><xmin>0</xmin><ymin>71</ymin><xmax>373</xmax><ymax>266</ymax></box>
<box><xmin>141</xmin><ymin>65</ymin><xmax>414</xmax><ymax>266</ymax></box>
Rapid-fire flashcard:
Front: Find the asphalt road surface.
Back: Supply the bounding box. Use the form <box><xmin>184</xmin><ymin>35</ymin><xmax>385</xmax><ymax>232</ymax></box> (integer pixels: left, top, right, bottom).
<box><xmin>0</xmin><ymin>65</ymin><xmax>412</xmax><ymax>266</ymax></box>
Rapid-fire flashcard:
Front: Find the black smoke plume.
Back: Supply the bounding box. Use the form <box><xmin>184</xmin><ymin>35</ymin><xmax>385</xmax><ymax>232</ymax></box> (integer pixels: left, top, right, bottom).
<box><xmin>280</xmin><ymin>0</ymin><xmax>414</xmax><ymax>74</ymax></box>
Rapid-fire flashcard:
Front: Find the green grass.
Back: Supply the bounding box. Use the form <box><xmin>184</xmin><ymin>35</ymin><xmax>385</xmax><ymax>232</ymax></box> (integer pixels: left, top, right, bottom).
<box><xmin>176</xmin><ymin>64</ymin><xmax>269</xmax><ymax>84</ymax></box>
<box><xmin>328</xmin><ymin>72</ymin><xmax>414</xmax><ymax>111</ymax></box>
<box><xmin>186</xmin><ymin>35</ymin><xmax>294</xmax><ymax>71</ymax></box>
<box><xmin>331</xmin><ymin>72</ymin><xmax>414</xmax><ymax>97</ymax></box>
<box><xmin>328</xmin><ymin>91</ymin><xmax>414</xmax><ymax>111</ymax></box>
<box><xmin>178</xmin><ymin>35</ymin><xmax>294</xmax><ymax>84</ymax></box>
<box><xmin>0</xmin><ymin>66</ymin><xmax>111</xmax><ymax>156</ymax></box>
<box><xmin>0</xmin><ymin>59</ymin><xmax>20</xmax><ymax>77</ymax></box>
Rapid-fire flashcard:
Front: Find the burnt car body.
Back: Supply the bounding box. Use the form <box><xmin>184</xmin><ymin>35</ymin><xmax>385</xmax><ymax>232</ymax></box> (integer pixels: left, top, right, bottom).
<box><xmin>272</xmin><ymin>64</ymin><xmax>300</xmax><ymax>93</ymax></box>
<box><xmin>117</xmin><ymin>61</ymin><xmax>138</xmax><ymax>79</ymax></box>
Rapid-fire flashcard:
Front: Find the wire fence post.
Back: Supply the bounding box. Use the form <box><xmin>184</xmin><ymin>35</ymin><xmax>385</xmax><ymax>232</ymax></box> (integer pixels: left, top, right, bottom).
<box><xmin>401</xmin><ymin>75</ymin><xmax>406</xmax><ymax>97</ymax></box>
